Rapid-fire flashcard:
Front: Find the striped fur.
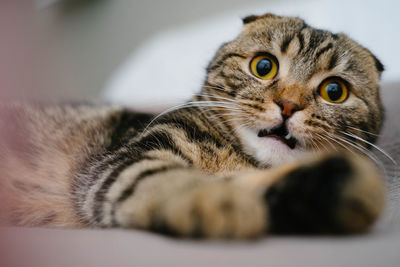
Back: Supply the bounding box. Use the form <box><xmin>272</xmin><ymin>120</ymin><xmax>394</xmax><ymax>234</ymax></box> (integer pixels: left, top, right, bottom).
<box><xmin>0</xmin><ymin>14</ymin><xmax>386</xmax><ymax>238</ymax></box>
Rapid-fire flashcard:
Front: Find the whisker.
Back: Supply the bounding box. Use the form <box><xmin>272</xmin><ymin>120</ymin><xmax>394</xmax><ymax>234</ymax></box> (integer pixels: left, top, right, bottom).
<box><xmin>315</xmin><ymin>132</ymin><xmax>338</xmax><ymax>152</ymax></box>
<box><xmin>194</xmin><ymin>93</ymin><xmax>238</xmax><ymax>104</ymax></box>
<box><xmin>305</xmin><ymin>132</ymin><xmax>318</xmax><ymax>151</ymax></box>
<box><xmin>341</xmin><ymin>131</ymin><xmax>397</xmax><ymax>165</ymax></box>
<box><xmin>346</xmin><ymin>126</ymin><xmax>381</xmax><ymax>137</ymax></box>
<box><xmin>202</xmin><ymin>85</ymin><xmax>233</xmax><ymax>94</ymax></box>
<box><xmin>208</xmin><ymin>115</ymin><xmax>247</xmax><ymax>123</ymax></box>
<box><xmin>141</xmin><ymin>101</ymin><xmax>242</xmax><ymax>135</ymax></box>
<box><xmin>337</xmin><ymin>133</ymin><xmax>388</xmax><ymax>175</ymax></box>
<box><xmin>323</xmin><ymin>132</ymin><xmax>360</xmax><ymax>156</ymax></box>
<box><xmin>325</xmin><ymin>132</ymin><xmax>385</xmax><ymax>171</ymax></box>
<box><xmin>310</xmin><ymin>133</ymin><xmax>328</xmax><ymax>153</ymax></box>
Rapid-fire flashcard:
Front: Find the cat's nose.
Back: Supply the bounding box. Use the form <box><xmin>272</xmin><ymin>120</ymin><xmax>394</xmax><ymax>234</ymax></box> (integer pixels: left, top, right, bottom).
<box><xmin>277</xmin><ymin>100</ymin><xmax>299</xmax><ymax>119</ymax></box>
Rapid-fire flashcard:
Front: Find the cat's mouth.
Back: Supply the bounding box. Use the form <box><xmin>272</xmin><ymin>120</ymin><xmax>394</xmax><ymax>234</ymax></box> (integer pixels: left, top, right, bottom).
<box><xmin>257</xmin><ymin>124</ymin><xmax>297</xmax><ymax>149</ymax></box>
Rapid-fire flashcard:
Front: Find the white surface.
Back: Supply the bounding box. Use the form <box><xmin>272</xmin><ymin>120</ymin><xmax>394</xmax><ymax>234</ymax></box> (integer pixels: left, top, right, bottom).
<box><xmin>104</xmin><ymin>0</ymin><xmax>400</xmax><ymax>111</ymax></box>
<box><xmin>1</xmin><ymin>226</ymin><xmax>400</xmax><ymax>267</ymax></box>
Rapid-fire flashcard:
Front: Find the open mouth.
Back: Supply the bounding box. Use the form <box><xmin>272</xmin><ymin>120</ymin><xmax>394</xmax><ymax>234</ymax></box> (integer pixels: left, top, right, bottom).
<box><xmin>257</xmin><ymin>124</ymin><xmax>297</xmax><ymax>149</ymax></box>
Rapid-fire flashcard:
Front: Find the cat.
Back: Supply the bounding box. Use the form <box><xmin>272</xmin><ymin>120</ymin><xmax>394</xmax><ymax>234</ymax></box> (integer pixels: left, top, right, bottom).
<box><xmin>0</xmin><ymin>13</ymin><xmax>386</xmax><ymax>238</ymax></box>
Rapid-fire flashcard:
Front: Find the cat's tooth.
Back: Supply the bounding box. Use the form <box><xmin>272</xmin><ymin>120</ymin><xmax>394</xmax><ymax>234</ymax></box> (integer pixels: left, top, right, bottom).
<box><xmin>285</xmin><ymin>133</ymin><xmax>292</xmax><ymax>140</ymax></box>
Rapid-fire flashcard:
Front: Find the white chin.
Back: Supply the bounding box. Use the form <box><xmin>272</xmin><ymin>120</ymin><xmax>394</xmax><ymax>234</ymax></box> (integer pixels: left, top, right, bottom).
<box><xmin>236</xmin><ymin>127</ymin><xmax>309</xmax><ymax>167</ymax></box>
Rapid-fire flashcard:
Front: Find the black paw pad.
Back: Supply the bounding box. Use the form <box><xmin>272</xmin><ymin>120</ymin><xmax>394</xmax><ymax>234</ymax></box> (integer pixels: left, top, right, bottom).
<box><xmin>265</xmin><ymin>155</ymin><xmax>354</xmax><ymax>234</ymax></box>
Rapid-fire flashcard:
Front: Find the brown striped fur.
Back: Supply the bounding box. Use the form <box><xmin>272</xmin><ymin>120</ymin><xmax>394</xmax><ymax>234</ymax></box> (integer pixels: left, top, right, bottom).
<box><xmin>0</xmin><ymin>14</ymin><xmax>385</xmax><ymax>238</ymax></box>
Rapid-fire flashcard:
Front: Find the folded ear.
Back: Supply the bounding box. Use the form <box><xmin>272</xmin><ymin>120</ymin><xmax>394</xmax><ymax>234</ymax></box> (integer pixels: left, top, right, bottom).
<box><xmin>242</xmin><ymin>15</ymin><xmax>260</xmax><ymax>24</ymax></box>
<box><xmin>242</xmin><ymin>13</ymin><xmax>281</xmax><ymax>25</ymax></box>
<box><xmin>372</xmin><ymin>54</ymin><xmax>384</xmax><ymax>73</ymax></box>
<box><xmin>365</xmin><ymin>49</ymin><xmax>385</xmax><ymax>78</ymax></box>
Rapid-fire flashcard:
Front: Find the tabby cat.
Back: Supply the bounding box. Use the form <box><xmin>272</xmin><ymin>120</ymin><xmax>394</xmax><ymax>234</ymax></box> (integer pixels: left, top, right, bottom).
<box><xmin>0</xmin><ymin>13</ymin><xmax>386</xmax><ymax>238</ymax></box>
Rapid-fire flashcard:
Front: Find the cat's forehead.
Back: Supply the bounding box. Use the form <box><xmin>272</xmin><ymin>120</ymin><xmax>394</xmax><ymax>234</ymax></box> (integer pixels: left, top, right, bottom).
<box><xmin>233</xmin><ymin>14</ymin><xmax>381</xmax><ymax>86</ymax></box>
<box><xmin>240</xmin><ymin>14</ymin><xmax>336</xmax><ymax>45</ymax></box>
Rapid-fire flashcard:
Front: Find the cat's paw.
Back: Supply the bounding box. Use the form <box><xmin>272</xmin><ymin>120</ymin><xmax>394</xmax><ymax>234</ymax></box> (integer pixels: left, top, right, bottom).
<box><xmin>265</xmin><ymin>153</ymin><xmax>384</xmax><ymax>234</ymax></box>
<box><xmin>159</xmin><ymin>183</ymin><xmax>267</xmax><ymax>238</ymax></box>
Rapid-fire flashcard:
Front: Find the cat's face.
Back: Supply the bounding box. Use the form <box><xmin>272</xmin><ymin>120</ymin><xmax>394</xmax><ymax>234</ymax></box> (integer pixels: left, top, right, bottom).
<box><xmin>202</xmin><ymin>14</ymin><xmax>384</xmax><ymax>166</ymax></box>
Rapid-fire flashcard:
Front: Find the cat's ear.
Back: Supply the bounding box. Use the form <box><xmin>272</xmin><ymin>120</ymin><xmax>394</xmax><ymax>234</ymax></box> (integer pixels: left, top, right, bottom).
<box><xmin>242</xmin><ymin>13</ymin><xmax>280</xmax><ymax>24</ymax></box>
<box><xmin>372</xmin><ymin>55</ymin><xmax>384</xmax><ymax>73</ymax></box>
<box><xmin>366</xmin><ymin>50</ymin><xmax>385</xmax><ymax>77</ymax></box>
<box><xmin>242</xmin><ymin>15</ymin><xmax>260</xmax><ymax>24</ymax></box>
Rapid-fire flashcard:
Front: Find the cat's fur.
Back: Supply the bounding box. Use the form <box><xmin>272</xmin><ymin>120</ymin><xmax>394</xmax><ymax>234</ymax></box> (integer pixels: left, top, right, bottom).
<box><xmin>0</xmin><ymin>14</ymin><xmax>385</xmax><ymax>238</ymax></box>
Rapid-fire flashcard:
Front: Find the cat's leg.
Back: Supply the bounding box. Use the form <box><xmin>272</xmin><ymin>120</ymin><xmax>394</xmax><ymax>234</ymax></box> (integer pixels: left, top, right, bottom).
<box><xmin>78</xmin><ymin>143</ymin><xmax>382</xmax><ymax>237</ymax></box>
<box><xmin>235</xmin><ymin>153</ymin><xmax>385</xmax><ymax>234</ymax></box>
<box><xmin>118</xmin><ymin>169</ymin><xmax>267</xmax><ymax>238</ymax></box>
<box><xmin>77</xmin><ymin>150</ymin><xmax>267</xmax><ymax>238</ymax></box>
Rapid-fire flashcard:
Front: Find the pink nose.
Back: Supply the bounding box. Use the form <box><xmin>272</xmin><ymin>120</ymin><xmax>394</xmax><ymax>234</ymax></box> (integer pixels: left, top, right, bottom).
<box><xmin>278</xmin><ymin>101</ymin><xmax>299</xmax><ymax>118</ymax></box>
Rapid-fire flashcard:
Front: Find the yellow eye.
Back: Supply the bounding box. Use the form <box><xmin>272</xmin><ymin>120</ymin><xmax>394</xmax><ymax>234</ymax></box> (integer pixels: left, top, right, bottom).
<box><xmin>250</xmin><ymin>55</ymin><xmax>278</xmax><ymax>80</ymax></box>
<box><xmin>319</xmin><ymin>78</ymin><xmax>349</xmax><ymax>103</ymax></box>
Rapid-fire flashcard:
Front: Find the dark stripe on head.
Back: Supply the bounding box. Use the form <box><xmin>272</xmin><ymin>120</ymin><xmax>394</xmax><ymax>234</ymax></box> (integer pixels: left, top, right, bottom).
<box><xmin>281</xmin><ymin>34</ymin><xmax>295</xmax><ymax>54</ymax></box>
<box><xmin>294</xmin><ymin>23</ymin><xmax>308</xmax><ymax>54</ymax></box>
<box><xmin>305</xmin><ymin>29</ymin><xmax>326</xmax><ymax>56</ymax></box>
<box><xmin>328</xmin><ymin>53</ymin><xmax>338</xmax><ymax>70</ymax></box>
<box><xmin>315</xmin><ymin>43</ymin><xmax>333</xmax><ymax>60</ymax></box>
<box><xmin>297</xmin><ymin>31</ymin><xmax>305</xmax><ymax>53</ymax></box>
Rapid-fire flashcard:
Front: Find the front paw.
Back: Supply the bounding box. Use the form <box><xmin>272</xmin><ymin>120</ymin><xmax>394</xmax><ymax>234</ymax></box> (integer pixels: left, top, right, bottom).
<box><xmin>159</xmin><ymin>183</ymin><xmax>267</xmax><ymax>238</ymax></box>
<box><xmin>265</xmin><ymin>153</ymin><xmax>384</xmax><ymax>234</ymax></box>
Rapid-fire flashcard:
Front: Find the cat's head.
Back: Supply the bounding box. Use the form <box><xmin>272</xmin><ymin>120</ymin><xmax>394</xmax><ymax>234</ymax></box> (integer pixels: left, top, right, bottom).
<box><xmin>200</xmin><ymin>13</ymin><xmax>384</xmax><ymax>166</ymax></box>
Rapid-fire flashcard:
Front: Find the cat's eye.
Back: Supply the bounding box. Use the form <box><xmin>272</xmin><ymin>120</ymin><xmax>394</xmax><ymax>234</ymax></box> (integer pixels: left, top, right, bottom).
<box><xmin>249</xmin><ymin>54</ymin><xmax>278</xmax><ymax>80</ymax></box>
<box><xmin>318</xmin><ymin>78</ymin><xmax>349</xmax><ymax>103</ymax></box>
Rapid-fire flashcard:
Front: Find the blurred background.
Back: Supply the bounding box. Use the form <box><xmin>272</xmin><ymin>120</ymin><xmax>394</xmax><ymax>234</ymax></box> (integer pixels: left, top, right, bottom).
<box><xmin>2</xmin><ymin>0</ymin><xmax>266</xmax><ymax>101</ymax></box>
<box><xmin>1</xmin><ymin>0</ymin><xmax>399</xmax><ymax>107</ymax></box>
<box><xmin>33</xmin><ymin>0</ymin><xmax>268</xmax><ymax>100</ymax></box>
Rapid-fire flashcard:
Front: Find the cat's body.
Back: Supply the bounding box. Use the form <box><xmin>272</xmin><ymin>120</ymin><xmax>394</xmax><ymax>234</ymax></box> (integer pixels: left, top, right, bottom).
<box><xmin>0</xmin><ymin>14</ymin><xmax>385</xmax><ymax>237</ymax></box>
